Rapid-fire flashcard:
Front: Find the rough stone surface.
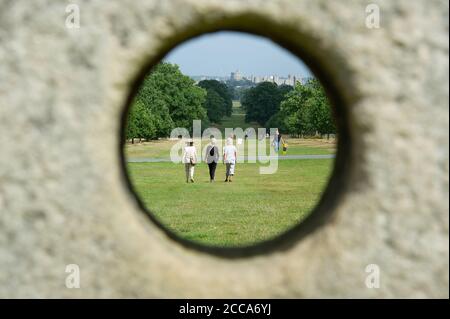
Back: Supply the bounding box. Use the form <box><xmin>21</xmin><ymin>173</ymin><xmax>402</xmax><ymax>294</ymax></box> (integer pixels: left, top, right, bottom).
<box><xmin>0</xmin><ymin>0</ymin><xmax>448</xmax><ymax>298</ymax></box>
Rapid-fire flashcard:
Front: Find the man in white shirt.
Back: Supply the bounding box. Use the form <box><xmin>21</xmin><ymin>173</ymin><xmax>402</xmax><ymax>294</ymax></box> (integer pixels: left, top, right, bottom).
<box><xmin>182</xmin><ymin>140</ymin><xmax>197</xmax><ymax>183</ymax></box>
<box><xmin>223</xmin><ymin>137</ymin><xmax>237</xmax><ymax>182</ymax></box>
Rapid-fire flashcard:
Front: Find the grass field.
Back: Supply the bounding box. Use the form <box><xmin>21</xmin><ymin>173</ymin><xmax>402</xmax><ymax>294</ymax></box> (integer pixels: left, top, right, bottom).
<box><xmin>125</xmin><ymin>101</ymin><xmax>336</xmax><ymax>247</ymax></box>
<box><xmin>125</xmin><ymin>138</ymin><xmax>335</xmax><ymax>159</ymax></box>
<box><xmin>127</xmin><ymin>159</ymin><xmax>334</xmax><ymax>247</ymax></box>
<box><xmin>125</xmin><ymin>101</ymin><xmax>335</xmax><ymax>160</ymax></box>
<box><xmin>211</xmin><ymin>100</ymin><xmax>256</xmax><ymax>134</ymax></box>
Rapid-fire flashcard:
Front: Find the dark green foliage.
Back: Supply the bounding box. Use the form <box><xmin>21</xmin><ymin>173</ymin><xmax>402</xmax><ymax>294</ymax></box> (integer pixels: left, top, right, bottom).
<box><xmin>278</xmin><ymin>84</ymin><xmax>294</xmax><ymax>98</ymax></box>
<box><xmin>241</xmin><ymin>78</ymin><xmax>335</xmax><ymax>137</ymax></box>
<box><xmin>203</xmin><ymin>89</ymin><xmax>226</xmax><ymax>123</ymax></box>
<box><xmin>125</xmin><ymin>62</ymin><xmax>207</xmax><ymax>140</ymax></box>
<box><xmin>242</xmin><ymin>82</ymin><xmax>287</xmax><ymax>126</ymax></box>
<box><xmin>277</xmin><ymin>79</ymin><xmax>335</xmax><ymax>137</ymax></box>
<box><xmin>265</xmin><ymin>111</ymin><xmax>288</xmax><ymax>132</ymax></box>
<box><xmin>198</xmin><ymin>79</ymin><xmax>233</xmax><ymax>119</ymax></box>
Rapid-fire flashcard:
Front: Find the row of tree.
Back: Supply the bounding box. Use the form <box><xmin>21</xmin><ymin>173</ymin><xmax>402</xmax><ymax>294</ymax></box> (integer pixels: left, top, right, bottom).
<box><xmin>126</xmin><ymin>62</ymin><xmax>335</xmax><ymax>141</ymax></box>
<box><xmin>242</xmin><ymin>82</ymin><xmax>293</xmax><ymax>125</ymax></box>
<box><xmin>197</xmin><ymin>80</ymin><xmax>233</xmax><ymax>122</ymax></box>
<box><xmin>242</xmin><ymin>79</ymin><xmax>336</xmax><ymax>137</ymax></box>
<box><xmin>125</xmin><ymin>63</ymin><xmax>232</xmax><ymax>141</ymax></box>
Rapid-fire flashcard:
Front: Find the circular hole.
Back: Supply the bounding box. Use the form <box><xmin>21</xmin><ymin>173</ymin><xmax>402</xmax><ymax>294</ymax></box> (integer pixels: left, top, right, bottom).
<box><xmin>120</xmin><ymin>29</ymin><xmax>350</xmax><ymax>258</ymax></box>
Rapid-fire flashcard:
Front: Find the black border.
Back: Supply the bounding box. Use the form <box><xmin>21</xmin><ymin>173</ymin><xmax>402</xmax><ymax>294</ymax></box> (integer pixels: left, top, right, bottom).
<box><xmin>1</xmin><ymin>299</ymin><xmax>447</xmax><ymax>315</ymax></box>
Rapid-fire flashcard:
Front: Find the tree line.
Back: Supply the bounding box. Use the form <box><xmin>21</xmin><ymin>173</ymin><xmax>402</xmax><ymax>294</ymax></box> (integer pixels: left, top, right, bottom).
<box><xmin>242</xmin><ymin>79</ymin><xmax>336</xmax><ymax>138</ymax></box>
<box><xmin>125</xmin><ymin>62</ymin><xmax>335</xmax><ymax>141</ymax></box>
<box><xmin>125</xmin><ymin>62</ymin><xmax>232</xmax><ymax>142</ymax></box>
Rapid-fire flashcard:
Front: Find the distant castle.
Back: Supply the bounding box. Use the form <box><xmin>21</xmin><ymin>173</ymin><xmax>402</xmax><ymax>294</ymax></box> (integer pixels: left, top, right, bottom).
<box><xmin>230</xmin><ymin>70</ymin><xmax>243</xmax><ymax>81</ymax></box>
<box><xmin>190</xmin><ymin>71</ymin><xmax>312</xmax><ymax>86</ymax></box>
<box><xmin>230</xmin><ymin>70</ymin><xmax>310</xmax><ymax>86</ymax></box>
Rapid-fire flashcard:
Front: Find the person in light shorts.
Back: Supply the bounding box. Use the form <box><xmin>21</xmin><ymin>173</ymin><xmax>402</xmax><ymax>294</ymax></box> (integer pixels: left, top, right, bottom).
<box><xmin>182</xmin><ymin>140</ymin><xmax>197</xmax><ymax>183</ymax></box>
<box><xmin>223</xmin><ymin>137</ymin><xmax>237</xmax><ymax>182</ymax></box>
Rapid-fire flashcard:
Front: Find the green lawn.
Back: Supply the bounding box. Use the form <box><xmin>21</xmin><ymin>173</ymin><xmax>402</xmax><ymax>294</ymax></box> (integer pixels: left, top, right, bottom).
<box><xmin>125</xmin><ymin>138</ymin><xmax>335</xmax><ymax>159</ymax></box>
<box><xmin>127</xmin><ymin>159</ymin><xmax>333</xmax><ymax>247</ymax></box>
<box><xmin>211</xmin><ymin>101</ymin><xmax>257</xmax><ymax>134</ymax></box>
<box><xmin>125</xmin><ymin>101</ymin><xmax>335</xmax><ymax>160</ymax></box>
<box><xmin>125</xmin><ymin>100</ymin><xmax>336</xmax><ymax>247</ymax></box>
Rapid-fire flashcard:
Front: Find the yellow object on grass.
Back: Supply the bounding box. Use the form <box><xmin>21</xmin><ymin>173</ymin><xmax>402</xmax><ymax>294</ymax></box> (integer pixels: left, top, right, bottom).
<box><xmin>282</xmin><ymin>142</ymin><xmax>288</xmax><ymax>155</ymax></box>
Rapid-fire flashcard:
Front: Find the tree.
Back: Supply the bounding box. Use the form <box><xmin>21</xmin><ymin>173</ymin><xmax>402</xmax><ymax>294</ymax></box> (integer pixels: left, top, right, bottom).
<box><xmin>265</xmin><ymin>111</ymin><xmax>288</xmax><ymax>132</ymax></box>
<box><xmin>198</xmin><ymin>80</ymin><xmax>233</xmax><ymax>117</ymax></box>
<box><xmin>278</xmin><ymin>84</ymin><xmax>294</xmax><ymax>99</ymax></box>
<box><xmin>127</xmin><ymin>62</ymin><xmax>207</xmax><ymax>140</ymax></box>
<box><xmin>242</xmin><ymin>82</ymin><xmax>289</xmax><ymax>126</ymax></box>
<box><xmin>203</xmin><ymin>89</ymin><xmax>226</xmax><ymax>124</ymax></box>
<box><xmin>307</xmin><ymin>79</ymin><xmax>335</xmax><ymax>138</ymax></box>
<box><xmin>277</xmin><ymin>79</ymin><xmax>335</xmax><ymax>137</ymax></box>
<box><xmin>126</xmin><ymin>100</ymin><xmax>157</xmax><ymax>141</ymax></box>
<box><xmin>279</xmin><ymin>83</ymin><xmax>312</xmax><ymax>136</ymax></box>
<box><xmin>125</xmin><ymin>103</ymin><xmax>138</xmax><ymax>143</ymax></box>
<box><xmin>243</xmin><ymin>82</ymin><xmax>278</xmax><ymax>125</ymax></box>
<box><xmin>137</xmin><ymin>62</ymin><xmax>207</xmax><ymax>133</ymax></box>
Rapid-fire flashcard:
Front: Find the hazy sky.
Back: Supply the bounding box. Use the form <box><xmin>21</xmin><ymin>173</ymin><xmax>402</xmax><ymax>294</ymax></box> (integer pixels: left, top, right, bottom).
<box><xmin>164</xmin><ymin>31</ymin><xmax>312</xmax><ymax>77</ymax></box>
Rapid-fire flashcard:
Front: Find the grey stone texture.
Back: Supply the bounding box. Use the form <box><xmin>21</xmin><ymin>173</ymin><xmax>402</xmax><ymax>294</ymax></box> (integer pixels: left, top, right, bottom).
<box><xmin>0</xmin><ymin>0</ymin><xmax>448</xmax><ymax>298</ymax></box>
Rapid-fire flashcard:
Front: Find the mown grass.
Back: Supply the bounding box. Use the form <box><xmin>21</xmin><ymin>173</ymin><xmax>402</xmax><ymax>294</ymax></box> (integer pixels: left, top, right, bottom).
<box><xmin>211</xmin><ymin>101</ymin><xmax>257</xmax><ymax>134</ymax></box>
<box><xmin>125</xmin><ymin>138</ymin><xmax>335</xmax><ymax>159</ymax></box>
<box><xmin>125</xmin><ymin>101</ymin><xmax>335</xmax><ymax>159</ymax></box>
<box><xmin>127</xmin><ymin>159</ymin><xmax>333</xmax><ymax>247</ymax></box>
<box><xmin>125</xmin><ymin>100</ymin><xmax>336</xmax><ymax>246</ymax></box>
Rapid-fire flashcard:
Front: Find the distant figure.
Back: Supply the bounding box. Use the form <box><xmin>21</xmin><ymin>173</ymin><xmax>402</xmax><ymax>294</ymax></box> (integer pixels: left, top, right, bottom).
<box><xmin>205</xmin><ymin>137</ymin><xmax>219</xmax><ymax>182</ymax></box>
<box><xmin>282</xmin><ymin>139</ymin><xmax>288</xmax><ymax>155</ymax></box>
<box><xmin>182</xmin><ymin>140</ymin><xmax>197</xmax><ymax>183</ymax></box>
<box><xmin>272</xmin><ymin>129</ymin><xmax>284</xmax><ymax>153</ymax></box>
<box><xmin>223</xmin><ymin>137</ymin><xmax>237</xmax><ymax>182</ymax></box>
<box><xmin>273</xmin><ymin>129</ymin><xmax>280</xmax><ymax>152</ymax></box>
<box><xmin>277</xmin><ymin>133</ymin><xmax>284</xmax><ymax>153</ymax></box>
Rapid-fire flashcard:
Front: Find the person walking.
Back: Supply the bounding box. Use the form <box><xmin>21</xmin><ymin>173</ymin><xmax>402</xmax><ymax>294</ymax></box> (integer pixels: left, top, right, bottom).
<box><xmin>205</xmin><ymin>137</ymin><xmax>219</xmax><ymax>182</ymax></box>
<box><xmin>272</xmin><ymin>129</ymin><xmax>284</xmax><ymax>153</ymax></box>
<box><xmin>182</xmin><ymin>140</ymin><xmax>197</xmax><ymax>183</ymax></box>
<box><xmin>272</xmin><ymin>129</ymin><xmax>279</xmax><ymax>152</ymax></box>
<box><xmin>223</xmin><ymin>137</ymin><xmax>237</xmax><ymax>182</ymax></box>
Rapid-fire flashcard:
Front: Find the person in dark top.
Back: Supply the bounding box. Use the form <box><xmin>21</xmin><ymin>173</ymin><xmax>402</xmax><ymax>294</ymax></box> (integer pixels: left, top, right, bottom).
<box><xmin>273</xmin><ymin>129</ymin><xmax>284</xmax><ymax>153</ymax></box>
<box><xmin>205</xmin><ymin>137</ymin><xmax>219</xmax><ymax>182</ymax></box>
